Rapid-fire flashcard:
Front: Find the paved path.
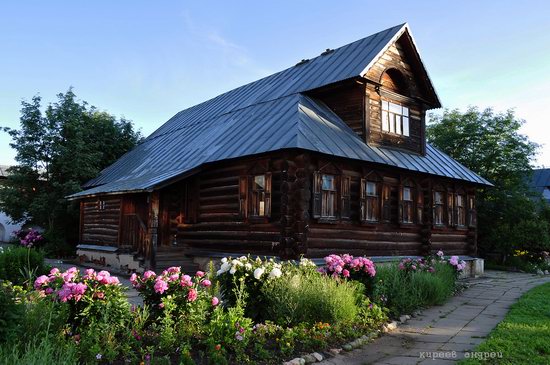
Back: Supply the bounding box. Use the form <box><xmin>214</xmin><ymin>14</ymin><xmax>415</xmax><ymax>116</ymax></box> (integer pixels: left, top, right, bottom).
<box><xmin>320</xmin><ymin>270</ymin><xmax>550</xmax><ymax>365</ymax></box>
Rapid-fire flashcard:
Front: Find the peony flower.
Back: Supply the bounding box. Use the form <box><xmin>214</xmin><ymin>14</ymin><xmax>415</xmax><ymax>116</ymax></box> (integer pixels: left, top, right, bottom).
<box><xmin>180</xmin><ymin>275</ymin><xmax>192</xmax><ymax>287</ymax></box>
<box><xmin>34</xmin><ymin>275</ymin><xmax>49</xmax><ymax>290</ymax></box>
<box><xmin>449</xmin><ymin>256</ymin><xmax>459</xmax><ymax>266</ymax></box>
<box><xmin>154</xmin><ymin>278</ymin><xmax>168</xmax><ymax>294</ymax></box>
<box><xmin>84</xmin><ymin>268</ymin><xmax>95</xmax><ymax>278</ymax></box>
<box><xmin>187</xmin><ymin>288</ymin><xmax>198</xmax><ymax>302</ymax></box>
<box><xmin>167</xmin><ymin>266</ymin><xmax>181</xmax><ymax>274</ymax></box>
<box><xmin>253</xmin><ymin>267</ymin><xmax>265</xmax><ymax>280</ymax></box>
<box><xmin>195</xmin><ymin>271</ymin><xmax>205</xmax><ymax>278</ymax></box>
<box><xmin>130</xmin><ymin>273</ymin><xmax>138</xmax><ymax>286</ymax></box>
<box><xmin>201</xmin><ymin>279</ymin><xmax>211</xmax><ymax>287</ymax></box>
<box><xmin>108</xmin><ymin>276</ymin><xmax>120</xmax><ymax>285</ymax></box>
<box><xmin>143</xmin><ymin>270</ymin><xmax>156</xmax><ymax>280</ymax></box>
<box><xmin>50</xmin><ymin>268</ymin><xmax>60</xmax><ymax>276</ymax></box>
<box><xmin>342</xmin><ymin>269</ymin><xmax>350</xmax><ymax>278</ymax></box>
<box><xmin>211</xmin><ymin>296</ymin><xmax>220</xmax><ymax>306</ymax></box>
<box><xmin>168</xmin><ymin>274</ymin><xmax>179</xmax><ymax>282</ymax></box>
<box><xmin>437</xmin><ymin>250</ymin><xmax>444</xmax><ymax>257</ymax></box>
<box><xmin>269</xmin><ymin>268</ymin><xmax>282</xmax><ymax>279</ymax></box>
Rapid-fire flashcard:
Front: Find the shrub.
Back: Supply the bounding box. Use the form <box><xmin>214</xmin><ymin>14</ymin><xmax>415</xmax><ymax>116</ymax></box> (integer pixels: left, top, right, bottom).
<box><xmin>215</xmin><ymin>255</ymin><xmax>283</xmax><ymax>321</ymax></box>
<box><xmin>261</xmin><ymin>265</ymin><xmax>363</xmax><ymax>326</ymax></box>
<box><xmin>0</xmin><ymin>281</ymin><xmax>24</xmax><ymax>343</ymax></box>
<box><xmin>373</xmin><ymin>261</ymin><xmax>457</xmax><ymax>317</ymax></box>
<box><xmin>0</xmin><ymin>246</ymin><xmax>47</xmax><ymax>285</ymax></box>
<box><xmin>321</xmin><ymin>254</ymin><xmax>377</xmax><ymax>292</ymax></box>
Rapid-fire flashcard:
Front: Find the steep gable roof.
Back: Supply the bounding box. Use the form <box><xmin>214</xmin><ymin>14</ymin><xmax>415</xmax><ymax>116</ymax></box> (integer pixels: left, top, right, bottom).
<box><xmin>69</xmin><ymin>24</ymin><xmax>488</xmax><ymax>199</ymax></box>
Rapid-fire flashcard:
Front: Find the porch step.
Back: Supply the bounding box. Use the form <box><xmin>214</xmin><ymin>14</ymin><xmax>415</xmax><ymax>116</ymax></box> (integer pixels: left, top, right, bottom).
<box><xmin>154</xmin><ymin>246</ymin><xmax>200</xmax><ymax>274</ymax></box>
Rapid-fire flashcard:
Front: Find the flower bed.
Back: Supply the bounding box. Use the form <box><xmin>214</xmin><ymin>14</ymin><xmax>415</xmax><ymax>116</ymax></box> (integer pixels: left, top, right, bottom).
<box><xmin>0</xmin><ymin>251</ymin><xmax>464</xmax><ymax>364</ymax></box>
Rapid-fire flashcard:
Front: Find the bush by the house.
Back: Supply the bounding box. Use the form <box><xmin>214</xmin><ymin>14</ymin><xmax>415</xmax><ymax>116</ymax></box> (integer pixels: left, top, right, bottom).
<box><xmin>0</xmin><ymin>246</ymin><xmax>47</xmax><ymax>285</ymax></box>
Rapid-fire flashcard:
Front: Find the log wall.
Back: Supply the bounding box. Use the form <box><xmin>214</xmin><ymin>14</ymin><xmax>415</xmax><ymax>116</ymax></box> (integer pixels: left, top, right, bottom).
<box><xmin>81</xmin><ymin>198</ymin><xmax>121</xmax><ymax>245</ymax></box>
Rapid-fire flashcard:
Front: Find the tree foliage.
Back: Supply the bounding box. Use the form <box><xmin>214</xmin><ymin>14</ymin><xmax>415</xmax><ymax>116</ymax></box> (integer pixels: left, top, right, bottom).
<box><xmin>427</xmin><ymin>107</ymin><xmax>549</xmax><ymax>259</ymax></box>
<box><xmin>0</xmin><ymin>89</ymin><xmax>142</xmax><ymax>243</ymax></box>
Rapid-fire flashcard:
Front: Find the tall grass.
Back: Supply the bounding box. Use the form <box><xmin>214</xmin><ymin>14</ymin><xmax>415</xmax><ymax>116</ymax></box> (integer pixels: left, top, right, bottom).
<box><xmin>261</xmin><ymin>268</ymin><xmax>364</xmax><ymax>326</ymax></box>
<box><xmin>373</xmin><ymin>262</ymin><xmax>456</xmax><ymax>317</ymax></box>
<box><xmin>0</xmin><ymin>336</ymin><xmax>78</xmax><ymax>365</ymax></box>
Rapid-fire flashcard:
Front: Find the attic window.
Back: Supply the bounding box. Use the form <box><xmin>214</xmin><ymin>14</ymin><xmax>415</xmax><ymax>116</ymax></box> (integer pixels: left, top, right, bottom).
<box><xmin>381</xmin><ymin>101</ymin><xmax>409</xmax><ymax>137</ymax></box>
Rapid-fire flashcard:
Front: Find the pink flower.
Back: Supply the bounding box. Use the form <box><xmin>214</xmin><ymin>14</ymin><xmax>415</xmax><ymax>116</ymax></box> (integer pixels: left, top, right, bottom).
<box><xmin>143</xmin><ymin>270</ymin><xmax>156</xmax><ymax>280</ymax></box>
<box><xmin>168</xmin><ymin>274</ymin><xmax>179</xmax><ymax>282</ymax></box>
<box><xmin>166</xmin><ymin>266</ymin><xmax>181</xmax><ymax>274</ymax></box>
<box><xmin>154</xmin><ymin>278</ymin><xmax>169</xmax><ymax>294</ymax></box>
<box><xmin>437</xmin><ymin>250</ymin><xmax>444</xmax><ymax>257</ymax></box>
<box><xmin>108</xmin><ymin>276</ymin><xmax>120</xmax><ymax>285</ymax></box>
<box><xmin>45</xmin><ymin>287</ymin><xmax>54</xmax><ymax>294</ymax></box>
<box><xmin>411</xmin><ymin>265</ymin><xmax>417</xmax><ymax>270</ymax></box>
<box><xmin>187</xmin><ymin>288</ymin><xmax>198</xmax><ymax>302</ymax></box>
<box><xmin>34</xmin><ymin>275</ymin><xmax>49</xmax><ymax>290</ymax></box>
<box><xmin>211</xmin><ymin>296</ymin><xmax>220</xmax><ymax>306</ymax></box>
<box><xmin>201</xmin><ymin>279</ymin><xmax>212</xmax><ymax>287</ymax></box>
<box><xmin>94</xmin><ymin>291</ymin><xmax>105</xmax><ymax>299</ymax></box>
<box><xmin>50</xmin><ymin>268</ymin><xmax>60</xmax><ymax>276</ymax></box>
<box><xmin>342</xmin><ymin>269</ymin><xmax>350</xmax><ymax>278</ymax></box>
<box><xmin>196</xmin><ymin>271</ymin><xmax>205</xmax><ymax>278</ymax></box>
<box><xmin>130</xmin><ymin>273</ymin><xmax>138</xmax><ymax>285</ymax></box>
<box><xmin>449</xmin><ymin>256</ymin><xmax>459</xmax><ymax>266</ymax></box>
<box><xmin>84</xmin><ymin>268</ymin><xmax>95</xmax><ymax>278</ymax></box>
<box><xmin>180</xmin><ymin>275</ymin><xmax>192</xmax><ymax>287</ymax></box>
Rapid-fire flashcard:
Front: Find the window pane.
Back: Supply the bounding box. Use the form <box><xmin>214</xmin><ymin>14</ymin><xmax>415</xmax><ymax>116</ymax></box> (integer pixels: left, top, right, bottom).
<box><xmin>434</xmin><ymin>191</ymin><xmax>443</xmax><ymax>204</ymax></box>
<box><xmin>382</xmin><ymin>111</ymin><xmax>389</xmax><ymax>131</ymax></box>
<box><xmin>382</xmin><ymin>101</ymin><xmax>389</xmax><ymax>111</ymax></box>
<box><xmin>254</xmin><ymin>175</ymin><xmax>265</xmax><ymax>190</ymax></box>
<box><xmin>322</xmin><ymin>175</ymin><xmax>335</xmax><ymax>190</ymax></box>
<box><xmin>389</xmin><ymin>102</ymin><xmax>402</xmax><ymax>114</ymax></box>
<box><xmin>457</xmin><ymin>195</ymin><xmax>464</xmax><ymax>207</ymax></box>
<box><xmin>403</xmin><ymin>187</ymin><xmax>412</xmax><ymax>201</ymax></box>
<box><xmin>402</xmin><ymin>107</ymin><xmax>409</xmax><ymax>117</ymax></box>
<box><xmin>366</xmin><ymin>181</ymin><xmax>377</xmax><ymax>196</ymax></box>
<box><xmin>402</xmin><ymin>117</ymin><xmax>409</xmax><ymax>136</ymax></box>
<box><xmin>395</xmin><ymin>115</ymin><xmax>402</xmax><ymax>134</ymax></box>
<box><xmin>389</xmin><ymin>114</ymin><xmax>396</xmax><ymax>133</ymax></box>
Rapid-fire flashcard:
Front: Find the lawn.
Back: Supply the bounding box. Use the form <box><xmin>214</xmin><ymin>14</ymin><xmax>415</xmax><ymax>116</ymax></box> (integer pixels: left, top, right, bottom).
<box><xmin>460</xmin><ymin>282</ymin><xmax>550</xmax><ymax>365</ymax></box>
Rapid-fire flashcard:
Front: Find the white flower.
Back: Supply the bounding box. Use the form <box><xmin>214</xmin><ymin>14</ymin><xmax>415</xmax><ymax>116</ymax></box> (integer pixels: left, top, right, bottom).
<box><xmin>239</xmin><ymin>255</ymin><xmax>247</xmax><ymax>261</ymax></box>
<box><xmin>245</xmin><ymin>263</ymin><xmax>253</xmax><ymax>271</ymax></box>
<box><xmin>229</xmin><ymin>266</ymin><xmax>237</xmax><ymax>275</ymax></box>
<box><xmin>253</xmin><ymin>267</ymin><xmax>265</xmax><ymax>280</ymax></box>
<box><xmin>269</xmin><ymin>268</ymin><xmax>282</xmax><ymax>279</ymax></box>
<box><xmin>231</xmin><ymin>259</ymin><xmax>241</xmax><ymax>266</ymax></box>
<box><xmin>218</xmin><ymin>262</ymin><xmax>231</xmax><ymax>274</ymax></box>
<box><xmin>221</xmin><ymin>257</ymin><xmax>228</xmax><ymax>264</ymax></box>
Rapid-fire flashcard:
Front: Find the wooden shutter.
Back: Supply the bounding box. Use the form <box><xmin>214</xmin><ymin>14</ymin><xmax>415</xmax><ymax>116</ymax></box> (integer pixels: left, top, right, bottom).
<box><xmin>467</xmin><ymin>194</ymin><xmax>476</xmax><ymax>227</ymax></box>
<box><xmin>360</xmin><ymin>178</ymin><xmax>366</xmax><ymax>221</ymax></box>
<box><xmin>312</xmin><ymin>171</ymin><xmax>322</xmax><ymax>218</ymax></box>
<box><xmin>265</xmin><ymin>172</ymin><xmax>272</xmax><ymax>218</ymax></box>
<box><xmin>340</xmin><ymin>176</ymin><xmax>351</xmax><ymax>219</ymax></box>
<box><xmin>239</xmin><ymin>175</ymin><xmax>248</xmax><ymax>219</ymax></box>
<box><xmin>382</xmin><ymin>185</ymin><xmax>391</xmax><ymax>222</ymax></box>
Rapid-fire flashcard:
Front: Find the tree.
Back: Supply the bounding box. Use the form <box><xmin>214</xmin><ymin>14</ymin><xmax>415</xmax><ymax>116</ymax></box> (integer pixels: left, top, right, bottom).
<box><xmin>427</xmin><ymin>107</ymin><xmax>548</xmax><ymax>260</ymax></box>
<box><xmin>0</xmin><ymin>89</ymin><xmax>142</xmax><ymax>246</ymax></box>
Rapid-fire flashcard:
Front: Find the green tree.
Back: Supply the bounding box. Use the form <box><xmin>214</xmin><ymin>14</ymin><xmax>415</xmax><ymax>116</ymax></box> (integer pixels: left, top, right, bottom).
<box><xmin>427</xmin><ymin>107</ymin><xmax>549</xmax><ymax>260</ymax></box>
<box><xmin>0</xmin><ymin>89</ymin><xmax>142</xmax><ymax>247</ymax></box>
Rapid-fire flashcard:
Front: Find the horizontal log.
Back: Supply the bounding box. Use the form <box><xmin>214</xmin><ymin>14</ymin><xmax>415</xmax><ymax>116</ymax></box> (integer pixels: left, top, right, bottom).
<box><xmin>308</xmin><ymin>227</ymin><xmax>420</xmax><ymax>241</ymax></box>
<box><xmin>199</xmin><ymin>203</ymin><xmax>240</xmax><ymax>213</ymax></box>
<box><xmin>430</xmin><ymin>233</ymin><xmax>468</xmax><ymax>242</ymax></box>
<box><xmin>184</xmin><ymin>239</ymin><xmax>278</xmax><ymax>250</ymax></box>
<box><xmin>179</xmin><ymin>230</ymin><xmax>280</xmax><ymax>240</ymax></box>
<box><xmin>199</xmin><ymin>184</ymin><xmax>239</xmax><ymax>195</ymax></box>
<box><xmin>199</xmin><ymin>176</ymin><xmax>238</xmax><ymax>188</ymax></box>
<box><xmin>308</xmin><ymin>238</ymin><xmax>421</xmax><ymax>250</ymax></box>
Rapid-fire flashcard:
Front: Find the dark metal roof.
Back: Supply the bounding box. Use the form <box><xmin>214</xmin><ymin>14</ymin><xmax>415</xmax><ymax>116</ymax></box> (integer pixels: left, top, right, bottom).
<box><xmin>69</xmin><ymin>24</ymin><xmax>488</xmax><ymax>199</ymax></box>
<box><xmin>69</xmin><ymin>92</ymin><xmax>490</xmax><ymax>198</ymax></box>
<box><xmin>530</xmin><ymin>169</ymin><xmax>550</xmax><ymax>188</ymax></box>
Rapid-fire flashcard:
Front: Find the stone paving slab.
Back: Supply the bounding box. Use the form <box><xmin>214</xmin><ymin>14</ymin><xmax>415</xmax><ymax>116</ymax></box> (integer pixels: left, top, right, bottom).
<box><xmin>317</xmin><ymin>271</ymin><xmax>550</xmax><ymax>365</ymax></box>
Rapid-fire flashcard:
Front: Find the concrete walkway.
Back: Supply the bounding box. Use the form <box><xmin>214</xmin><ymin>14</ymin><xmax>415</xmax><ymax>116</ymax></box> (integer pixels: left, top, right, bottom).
<box><xmin>320</xmin><ymin>270</ymin><xmax>550</xmax><ymax>365</ymax></box>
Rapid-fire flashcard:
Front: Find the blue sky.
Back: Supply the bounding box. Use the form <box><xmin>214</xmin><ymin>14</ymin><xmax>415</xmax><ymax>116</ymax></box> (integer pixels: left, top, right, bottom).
<box><xmin>1</xmin><ymin>1</ymin><xmax>550</xmax><ymax>166</ymax></box>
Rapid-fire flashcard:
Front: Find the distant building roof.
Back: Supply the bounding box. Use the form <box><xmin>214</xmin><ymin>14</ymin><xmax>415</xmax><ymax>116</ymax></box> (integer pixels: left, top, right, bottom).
<box><xmin>528</xmin><ymin>168</ymin><xmax>550</xmax><ymax>200</ymax></box>
<box><xmin>68</xmin><ymin>24</ymin><xmax>490</xmax><ymax>199</ymax></box>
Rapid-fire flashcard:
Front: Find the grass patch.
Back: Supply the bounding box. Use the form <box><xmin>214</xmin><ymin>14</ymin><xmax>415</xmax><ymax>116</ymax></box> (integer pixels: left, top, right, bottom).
<box><xmin>460</xmin><ymin>282</ymin><xmax>550</xmax><ymax>365</ymax></box>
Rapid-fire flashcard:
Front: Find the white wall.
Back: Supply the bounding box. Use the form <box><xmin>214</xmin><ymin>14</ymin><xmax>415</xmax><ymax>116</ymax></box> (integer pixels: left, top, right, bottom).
<box><xmin>0</xmin><ymin>211</ymin><xmax>22</xmax><ymax>242</ymax></box>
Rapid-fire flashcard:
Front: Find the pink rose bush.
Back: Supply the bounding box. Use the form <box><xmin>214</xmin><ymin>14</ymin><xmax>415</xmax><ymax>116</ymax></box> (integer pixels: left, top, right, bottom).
<box><xmin>34</xmin><ymin>267</ymin><xmax>128</xmax><ymax>329</ymax></box>
<box><xmin>131</xmin><ymin>267</ymin><xmax>218</xmax><ymax>318</ymax></box>
<box><xmin>13</xmin><ymin>228</ymin><xmax>44</xmax><ymax>248</ymax></box>
<box><xmin>321</xmin><ymin>254</ymin><xmax>376</xmax><ymax>280</ymax></box>
<box><xmin>398</xmin><ymin>257</ymin><xmax>436</xmax><ymax>274</ymax></box>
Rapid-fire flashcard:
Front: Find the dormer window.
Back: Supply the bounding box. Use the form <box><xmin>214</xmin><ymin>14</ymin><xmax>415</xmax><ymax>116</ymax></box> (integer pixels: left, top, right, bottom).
<box><xmin>381</xmin><ymin>101</ymin><xmax>409</xmax><ymax>136</ymax></box>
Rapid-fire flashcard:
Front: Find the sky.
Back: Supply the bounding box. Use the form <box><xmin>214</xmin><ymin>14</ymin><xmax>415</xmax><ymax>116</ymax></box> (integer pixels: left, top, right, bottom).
<box><xmin>1</xmin><ymin>1</ymin><xmax>550</xmax><ymax>166</ymax></box>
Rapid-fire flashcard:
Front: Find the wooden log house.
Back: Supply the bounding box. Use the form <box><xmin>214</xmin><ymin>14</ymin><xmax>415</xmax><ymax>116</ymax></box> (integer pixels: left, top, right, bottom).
<box><xmin>68</xmin><ymin>24</ymin><xmax>491</xmax><ymax>271</ymax></box>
